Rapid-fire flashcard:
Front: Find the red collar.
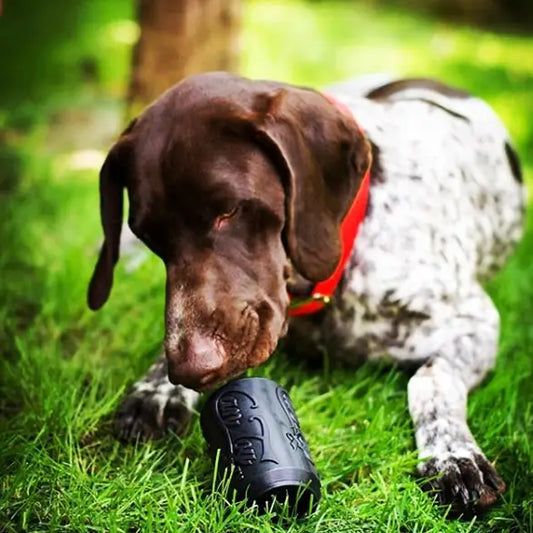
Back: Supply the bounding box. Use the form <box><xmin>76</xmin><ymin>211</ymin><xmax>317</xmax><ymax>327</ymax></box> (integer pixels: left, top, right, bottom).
<box><xmin>289</xmin><ymin>94</ymin><xmax>371</xmax><ymax>316</ymax></box>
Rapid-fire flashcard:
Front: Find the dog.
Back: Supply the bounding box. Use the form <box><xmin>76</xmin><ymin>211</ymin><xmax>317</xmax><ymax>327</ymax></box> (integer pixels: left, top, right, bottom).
<box><xmin>87</xmin><ymin>72</ymin><xmax>526</xmax><ymax>511</ymax></box>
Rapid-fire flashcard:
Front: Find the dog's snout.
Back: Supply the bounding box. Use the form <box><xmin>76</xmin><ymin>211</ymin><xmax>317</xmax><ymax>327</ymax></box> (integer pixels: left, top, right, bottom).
<box><xmin>166</xmin><ymin>332</ymin><xmax>226</xmax><ymax>389</ymax></box>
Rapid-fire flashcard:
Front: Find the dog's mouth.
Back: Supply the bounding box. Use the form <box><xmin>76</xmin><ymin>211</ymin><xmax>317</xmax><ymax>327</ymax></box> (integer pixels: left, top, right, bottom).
<box><xmin>194</xmin><ymin>368</ymin><xmax>243</xmax><ymax>393</ymax></box>
<box><xmin>165</xmin><ymin>296</ymin><xmax>287</xmax><ymax>391</ymax></box>
<box><xmin>194</xmin><ymin>374</ymin><xmax>226</xmax><ymax>393</ymax></box>
<box><xmin>192</xmin><ymin>325</ymin><xmax>278</xmax><ymax>392</ymax></box>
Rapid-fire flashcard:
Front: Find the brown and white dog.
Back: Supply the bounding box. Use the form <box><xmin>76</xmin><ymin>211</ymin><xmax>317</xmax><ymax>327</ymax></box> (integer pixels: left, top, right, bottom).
<box><xmin>88</xmin><ymin>72</ymin><xmax>526</xmax><ymax>511</ymax></box>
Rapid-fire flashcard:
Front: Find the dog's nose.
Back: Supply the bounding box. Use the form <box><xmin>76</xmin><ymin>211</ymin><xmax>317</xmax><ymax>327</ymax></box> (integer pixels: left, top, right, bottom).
<box><xmin>166</xmin><ymin>332</ymin><xmax>225</xmax><ymax>389</ymax></box>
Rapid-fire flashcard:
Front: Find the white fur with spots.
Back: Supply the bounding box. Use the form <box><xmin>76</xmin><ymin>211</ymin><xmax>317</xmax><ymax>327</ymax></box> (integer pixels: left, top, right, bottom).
<box><xmin>291</xmin><ymin>81</ymin><xmax>525</xmax><ymax>508</ymax></box>
<box><xmin>114</xmin><ymin>77</ymin><xmax>525</xmax><ymax>509</ymax></box>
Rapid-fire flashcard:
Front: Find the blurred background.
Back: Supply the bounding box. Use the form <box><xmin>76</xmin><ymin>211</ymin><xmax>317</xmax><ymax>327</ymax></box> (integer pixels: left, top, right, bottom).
<box><xmin>1</xmin><ymin>0</ymin><xmax>532</xmax><ymax>154</ymax></box>
<box><xmin>1</xmin><ymin>1</ymin><xmax>533</xmax><ymax>531</ymax></box>
<box><xmin>2</xmin><ymin>0</ymin><xmax>532</xmax><ymax>351</ymax></box>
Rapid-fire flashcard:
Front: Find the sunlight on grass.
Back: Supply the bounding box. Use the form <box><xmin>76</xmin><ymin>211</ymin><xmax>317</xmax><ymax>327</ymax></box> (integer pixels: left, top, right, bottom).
<box><xmin>57</xmin><ymin>149</ymin><xmax>106</xmax><ymax>172</ymax></box>
<box><xmin>243</xmin><ymin>0</ymin><xmax>533</xmax><ymax>166</ymax></box>
<box><xmin>1</xmin><ymin>0</ymin><xmax>532</xmax><ymax>532</ymax></box>
<box><xmin>105</xmin><ymin>19</ymin><xmax>140</xmax><ymax>46</ymax></box>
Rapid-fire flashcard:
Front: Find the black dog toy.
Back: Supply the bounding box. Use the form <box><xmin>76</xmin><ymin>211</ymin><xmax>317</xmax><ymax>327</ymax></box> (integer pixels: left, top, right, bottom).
<box><xmin>200</xmin><ymin>377</ymin><xmax>321</xmax><ymax>516</ymax></box>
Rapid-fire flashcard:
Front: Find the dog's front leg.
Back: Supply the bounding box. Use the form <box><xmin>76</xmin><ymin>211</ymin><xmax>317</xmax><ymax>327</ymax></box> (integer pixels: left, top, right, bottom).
<box><xmin>114</xmin><ymin>354</ymin><xmax>199</xmax><ymax>442</ymax></box>
<box><xmin>402</xmin><ymin>285</ymin><xmax>506</xmax><ymax>510</ymax></box>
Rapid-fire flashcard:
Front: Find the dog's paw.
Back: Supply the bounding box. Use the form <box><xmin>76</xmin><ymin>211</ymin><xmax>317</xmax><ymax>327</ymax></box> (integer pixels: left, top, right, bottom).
<box><xmin>419</xmin><ymin>452</ymin><xmax>505</xmax><ymax>512</ymax></box>
<box><xmin>114</xmin><ymin>383</ymin><xmax>199</xmax><ymax>443</ymax></box>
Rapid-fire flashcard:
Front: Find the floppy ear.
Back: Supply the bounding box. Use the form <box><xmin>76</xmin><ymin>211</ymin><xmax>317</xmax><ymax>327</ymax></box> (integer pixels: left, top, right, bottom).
<box><xmin>250</xmin><ymin>88</ymin><xmax>371</xmax><ymax>282</ymax></box>
<box><xmin>87</xmin><ymin>126</ymin><xmax>135</xmax><ymax>310</ymax></box>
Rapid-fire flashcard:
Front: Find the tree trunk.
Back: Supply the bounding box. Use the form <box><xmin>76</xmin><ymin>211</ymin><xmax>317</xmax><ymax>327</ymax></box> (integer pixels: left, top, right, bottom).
<box><xmin>128</xmin><ymin>0</ymin><xmax>241</xmax><ymax>116</ymax></box>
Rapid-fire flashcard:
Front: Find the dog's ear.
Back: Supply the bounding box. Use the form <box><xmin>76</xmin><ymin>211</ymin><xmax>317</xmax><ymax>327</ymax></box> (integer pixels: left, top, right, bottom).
<box><xmin>249</xmin><ymin>89</ymin><xmax>371</xmax><ymax>282</ymax></box>
<box><xmin>87</xmin><ymin>121</ymin><xmax>136</xmax><ymax>310</ymax></box>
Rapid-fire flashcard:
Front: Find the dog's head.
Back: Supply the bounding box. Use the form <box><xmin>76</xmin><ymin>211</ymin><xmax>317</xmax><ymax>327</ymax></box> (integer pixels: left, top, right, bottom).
<box><xmin>88</xmin><ymin>72</ymin><xmax>370</xmax><ymax>390</ymax></box>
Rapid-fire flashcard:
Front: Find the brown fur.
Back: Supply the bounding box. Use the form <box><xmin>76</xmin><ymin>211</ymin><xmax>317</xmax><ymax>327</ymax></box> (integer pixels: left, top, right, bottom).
<box><xmin>88</xmin><ymin>72</ymin><xmax>370</xmax><ymax>389</ymax></box>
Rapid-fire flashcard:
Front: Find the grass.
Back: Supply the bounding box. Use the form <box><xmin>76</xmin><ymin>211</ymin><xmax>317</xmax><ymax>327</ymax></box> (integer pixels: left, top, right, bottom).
<box><xmin>1</xmin><ymin>0</ymin><xmax>532</xmax><ymax>531</ymax></box>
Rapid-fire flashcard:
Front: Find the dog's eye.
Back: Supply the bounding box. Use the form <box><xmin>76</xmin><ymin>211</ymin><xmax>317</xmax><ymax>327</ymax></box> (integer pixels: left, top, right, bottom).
<box><xmin>214</xmin><ymin>206</ymin><xmax>239</xmax><ymax>230</ymax></box>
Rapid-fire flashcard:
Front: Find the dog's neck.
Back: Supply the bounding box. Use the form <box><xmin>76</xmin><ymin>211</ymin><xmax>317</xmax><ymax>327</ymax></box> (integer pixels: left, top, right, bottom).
<box><xmin>288</xmin><ymin>94</ymin><xmax>372</xmax><ymax>316</ymax></box>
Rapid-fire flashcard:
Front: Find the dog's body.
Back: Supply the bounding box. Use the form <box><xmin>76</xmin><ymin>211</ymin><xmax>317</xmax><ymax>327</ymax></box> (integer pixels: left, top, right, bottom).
<box><xmin>89</xmin><ymin>73</ymin><xmax>526</xmax><ymax>511</ymax></box>
<box><xmin>288</xmin><ymin>79</ymin><xmax>525</xmax><ymax>365</ymax></box>
<box><xmin>286</xmin><ymin>79</ymin><xmax>525</xmax><ymax>508</ymax></box>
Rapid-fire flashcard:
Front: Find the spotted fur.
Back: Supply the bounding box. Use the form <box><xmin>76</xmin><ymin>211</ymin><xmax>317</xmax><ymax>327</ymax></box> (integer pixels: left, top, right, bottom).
<box><xmin>115</xmin><ymin>356</ymin><xmax>199</xmax><ymax>442</ymax></box>
<box><xmin>115</xmin><ymin>76</ymin><xmax>526</xmax><ymax>511</ymax></box>
<box><xmin>284</xmin><ymin>79</ymin><xmax>525</xmax><ymax>510</ymax></box>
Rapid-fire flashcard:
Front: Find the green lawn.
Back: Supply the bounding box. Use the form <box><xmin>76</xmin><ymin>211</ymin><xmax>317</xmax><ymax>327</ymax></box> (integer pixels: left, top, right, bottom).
<box><xmin>1</xmin><ymin>1</ymin><xmax>532</xmax><ymax>531</ymax></box>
